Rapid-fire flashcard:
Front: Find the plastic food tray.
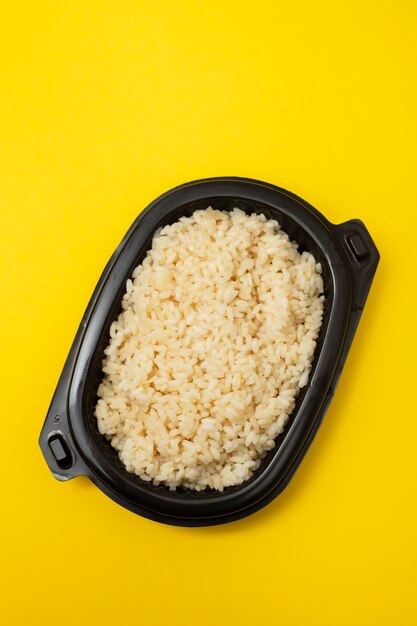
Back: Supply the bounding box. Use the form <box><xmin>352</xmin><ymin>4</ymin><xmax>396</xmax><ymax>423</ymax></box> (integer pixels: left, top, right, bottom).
<box><xmin>39</xmin><ymin>177</ymin><xmax>379</xmax><ymax>526</ymax></box>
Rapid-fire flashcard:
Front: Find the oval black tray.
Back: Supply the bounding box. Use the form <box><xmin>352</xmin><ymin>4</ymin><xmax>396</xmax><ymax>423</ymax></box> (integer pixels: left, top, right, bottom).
<box><xmin>39</xmin><ymin>177</ymin><xmax>379</xmax><ymax>526</ymax></box>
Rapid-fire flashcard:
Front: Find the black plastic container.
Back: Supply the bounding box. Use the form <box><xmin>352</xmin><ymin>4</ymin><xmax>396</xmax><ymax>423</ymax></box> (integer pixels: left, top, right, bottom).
<box><xmin>39</xmin><ymin>177</ymin><xmax>379</xmax><ymax>526</ymax></box>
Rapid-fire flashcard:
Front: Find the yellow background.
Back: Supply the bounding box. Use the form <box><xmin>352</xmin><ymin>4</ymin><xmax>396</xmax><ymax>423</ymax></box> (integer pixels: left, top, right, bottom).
<box><xmin>1</xmin><ymin>1</ymin><xmax>416</xmax><ymax>624</ymax></box>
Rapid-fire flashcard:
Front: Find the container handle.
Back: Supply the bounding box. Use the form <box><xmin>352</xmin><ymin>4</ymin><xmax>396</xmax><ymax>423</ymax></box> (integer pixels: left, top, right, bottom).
<box><xmin>334</xmin><ymin>218</ymin><xmax>380</xmax><ymax>310</ymax></box>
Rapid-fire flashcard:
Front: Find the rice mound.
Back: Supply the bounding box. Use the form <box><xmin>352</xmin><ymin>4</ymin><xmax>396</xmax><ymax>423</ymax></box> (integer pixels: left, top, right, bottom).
<box><xmin>95</xmin><ymin>208</ymin><xmax>324</xmax><ymax>491</ymax></box>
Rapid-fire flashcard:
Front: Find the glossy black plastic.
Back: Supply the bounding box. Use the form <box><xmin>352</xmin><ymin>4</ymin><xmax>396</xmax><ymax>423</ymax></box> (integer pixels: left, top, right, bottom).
<box><xmin>39</xmin><ymin>177</ymin><xmax>379</xmax><ymax>526</ymax></box>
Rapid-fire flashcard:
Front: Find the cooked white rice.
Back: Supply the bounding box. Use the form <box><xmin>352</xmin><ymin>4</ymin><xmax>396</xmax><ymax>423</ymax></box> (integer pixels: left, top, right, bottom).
<box><xmin>95</xmin><ymin>208</ymin><xmax>324</xmax><ymax>491</ymax></box>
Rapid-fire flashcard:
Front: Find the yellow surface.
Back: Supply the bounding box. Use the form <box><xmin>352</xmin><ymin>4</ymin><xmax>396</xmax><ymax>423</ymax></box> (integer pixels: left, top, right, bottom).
<box><xmin>1</xmin><ymin>1</ymin><xmax>416</xmax><ymax>624</ymax></box>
